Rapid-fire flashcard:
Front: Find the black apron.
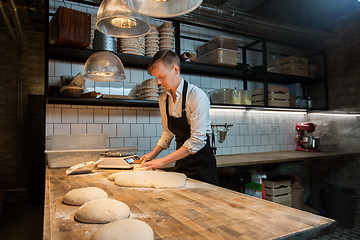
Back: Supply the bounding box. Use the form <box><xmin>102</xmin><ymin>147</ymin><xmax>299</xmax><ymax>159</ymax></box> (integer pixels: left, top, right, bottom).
<box><xmin>166</xmin><ymin>80</ymin><xmax>219</xmax><ymax>185</ymax></box>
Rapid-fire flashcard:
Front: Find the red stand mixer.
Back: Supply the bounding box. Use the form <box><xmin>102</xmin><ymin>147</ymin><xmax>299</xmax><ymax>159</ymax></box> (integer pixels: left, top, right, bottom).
<box><xmin>295</xmin><ymin>122</ymin><xmax>320</xmax><ymax>152</ymax></box>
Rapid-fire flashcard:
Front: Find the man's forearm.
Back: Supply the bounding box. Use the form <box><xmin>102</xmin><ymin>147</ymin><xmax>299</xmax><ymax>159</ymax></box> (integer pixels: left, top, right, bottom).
<box><xmin>162</xmin><ymin>146</ymin><xmax>190</xmax><ymax>165</ymax></box>
<box><xmin>150</xmin><ymin>145</ymin><xmax>164</xmax><ymax>158</ymax></box>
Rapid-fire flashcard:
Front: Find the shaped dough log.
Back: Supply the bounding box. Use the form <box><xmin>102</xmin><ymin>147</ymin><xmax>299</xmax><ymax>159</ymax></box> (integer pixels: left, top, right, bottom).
<box><xmin>91</xmin><ymin>219</ymin><xmax>154</xmax><ymax>240</ymax></box>
<box><xmin>74</xmin><ymin>198</ymin><xmax>130</xmax><ymax>223</ymax></box>
<box><xmin>63</xmin><ymin>187</ymin><xmax>108</xmax><ymax>205</ymax></box>
<box><xmin>112</xmin><ymin>171</ymin><xmax>187</xmax><ymax>189</ymax></box>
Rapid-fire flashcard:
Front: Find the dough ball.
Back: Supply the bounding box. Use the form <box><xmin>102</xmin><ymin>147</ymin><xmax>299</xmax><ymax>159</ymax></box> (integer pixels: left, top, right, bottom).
<box><xmin>91</xmin><ymin>219</ymin><xmax>154</xmax><ymax>240</ymax></box>
<box><xmin>74</xmin><ymin>198</ymin><xmax>130</xmax><ymax>223</ymax></box>
<box><xmin>113</xmin><ymin>171</ymin><xmax>187</xmax><ymax>189</ymax></box>
<box><xmin>63</xmin><ymin>187</ymin><xmax>108</xmax><ymax>205</ymax></box>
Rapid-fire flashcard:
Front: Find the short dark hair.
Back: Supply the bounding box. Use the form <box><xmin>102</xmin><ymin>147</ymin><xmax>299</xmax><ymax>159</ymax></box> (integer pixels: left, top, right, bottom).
<box><xmin>147</xmin><ymin>50</ymin><xmax>180</xmax><ymax>74</ymax></box>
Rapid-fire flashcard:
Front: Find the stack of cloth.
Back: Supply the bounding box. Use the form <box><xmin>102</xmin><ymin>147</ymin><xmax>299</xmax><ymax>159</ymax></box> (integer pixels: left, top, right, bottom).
<box><xmin>138</xmin><ymin>79</ymin><xmax>159</xmax><ymax>101</ymax></box>
<box><xmin>117</xmin><ymin>36</ymin><xmax>145</xmax><ymax>56</ymax></box>
<box><xmin>145</xmin><ymin>24</ymin><xmax>159</xmax><ymax>57</ymax></box>
<box><xmin>158</xmin><ymin>22</ymin><xmax>174</xmax><ymax>51</ymax></box>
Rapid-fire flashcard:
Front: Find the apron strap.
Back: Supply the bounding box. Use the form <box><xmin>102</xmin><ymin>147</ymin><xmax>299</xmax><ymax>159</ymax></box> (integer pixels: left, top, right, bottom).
<box><xmin>166</xmin><ymin>80</ymin><xmax>188</xmax><ymax>118</ymax></box>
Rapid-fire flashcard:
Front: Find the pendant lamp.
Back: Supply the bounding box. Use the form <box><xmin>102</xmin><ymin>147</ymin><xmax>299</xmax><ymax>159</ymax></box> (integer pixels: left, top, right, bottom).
<box><xmin>84</xmin><ymin>31</ymin><xmax>126</xmax><ymax>82</ymax></box>
<box><xmin>96</xmin><ymin>0</ymin><xmax>150</xmax><ymax>38</ymax></box>
<box><xmin>121</xmin><ymin>0</ymin><xmax>203</xmax><ymax>18</ymax></box>
<box><xmin>84</xmin><ymin>51</ymin><xmax>126</xmax><ymax>81</ymax></box>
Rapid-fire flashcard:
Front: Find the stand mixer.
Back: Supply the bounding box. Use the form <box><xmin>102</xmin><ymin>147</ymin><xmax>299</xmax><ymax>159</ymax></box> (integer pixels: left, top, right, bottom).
<box><xmin>295</xmin><ymin>122</ymin><xmax>320</xmax><ymax>152</ymax></box>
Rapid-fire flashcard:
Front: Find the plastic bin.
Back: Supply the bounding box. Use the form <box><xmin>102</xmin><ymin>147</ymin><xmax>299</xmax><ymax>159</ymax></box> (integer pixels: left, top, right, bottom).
<box><xmin>47</xmin><ymin>134</ymin><xmax>107</xmax><ymax>150</ymax></box>
<box><xmin>197</xmin><ymin>48</ymin><xmax>239</xmax><ymax>67</ymax></box>
<box><xmin>322</xmin><ymin>185</ymin><xmax>356</xmax><ymax>228</ymax></box>
<box><xmin>197</xmin><ymin>36</ymin><xmax>238</xmax><ymax>58</ymax></box>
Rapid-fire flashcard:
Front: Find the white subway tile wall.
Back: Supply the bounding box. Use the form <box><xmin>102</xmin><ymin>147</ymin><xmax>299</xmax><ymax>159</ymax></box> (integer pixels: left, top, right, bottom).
<box><xmin>46</xmin><ymin>104</ymin><xmax>306</xmax><ymax>157</ymax></box>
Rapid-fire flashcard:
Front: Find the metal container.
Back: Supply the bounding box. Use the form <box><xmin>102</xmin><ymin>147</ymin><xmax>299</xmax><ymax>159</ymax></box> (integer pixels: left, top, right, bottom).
<box><xmin>209</xmin><ymin>88</ymin><xmax>241</xmax><ymax>105</ymax></box>
<box><xmin>93</xmin><ymin>30</ymin><xmax>116</xmax><ymax>52</ymax></box>
<box><xmin>241</xmin><ymin>90</ymin><xmax>252</xmax><ymax>105</ymax></box>
<box><xmin>197</xmin><ymin>36</ymin><xmax>238</xmax><ymax>58</ymax></box>
<box><xmin>197</xmin><ymin>48</ymin><xmax>239</xmax><ymax>67</ymax></box>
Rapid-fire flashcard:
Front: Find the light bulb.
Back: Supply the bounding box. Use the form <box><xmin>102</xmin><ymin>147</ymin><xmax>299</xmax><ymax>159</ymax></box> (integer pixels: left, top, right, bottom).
<box><xmin>93</xmin><ymin>71</ymin><xmax>115</xmax><ymax>77</ymax></box>
<box><xmin>110</xmin><ymin>17</ymin><xmax>137</xmax><ymax>28</ymax></box>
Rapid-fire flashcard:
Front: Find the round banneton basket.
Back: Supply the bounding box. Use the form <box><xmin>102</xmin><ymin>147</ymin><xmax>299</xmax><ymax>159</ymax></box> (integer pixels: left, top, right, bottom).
<box><xmin>60</xmin><ymin>85</ymin><xmax>84</xmax><ymax>97</ymax></box>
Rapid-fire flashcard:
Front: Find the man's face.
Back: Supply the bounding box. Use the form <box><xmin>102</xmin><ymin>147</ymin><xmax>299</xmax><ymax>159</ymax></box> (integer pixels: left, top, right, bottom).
<box><xmin>150</xmin><ymin>61</ymin><xmax>178</xmax><ymax>91</ymax></box>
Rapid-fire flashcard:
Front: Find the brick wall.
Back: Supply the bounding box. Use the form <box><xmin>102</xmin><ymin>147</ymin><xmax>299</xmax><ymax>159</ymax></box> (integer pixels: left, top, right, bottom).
<box><xmin>307</xmin><ymin>13</ymin><xmax>360</xmax><ymax>213</ymax></box>
<box><xmin>325</xmin><ymin>12</ymin><xmax>360</xmax><ymax>112</ymax></box>
<box><xmin>0</xmin><ymin>7</ymin><xmax>45</xmax><ymax>188</ymax></box>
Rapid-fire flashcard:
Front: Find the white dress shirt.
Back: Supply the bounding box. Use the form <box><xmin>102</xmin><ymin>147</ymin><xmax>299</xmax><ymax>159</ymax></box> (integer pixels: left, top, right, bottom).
<box><xmin>157</xmin><ymin>78</ymin><xmax>212</xmax><ymax>154</ymax></box>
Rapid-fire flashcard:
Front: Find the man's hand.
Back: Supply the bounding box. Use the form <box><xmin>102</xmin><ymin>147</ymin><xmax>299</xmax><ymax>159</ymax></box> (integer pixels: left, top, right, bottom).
<box><xmin>140</xmin><ymin>153</ymin><xmax>156</xmax><ymax>164</ymax></box>
<box><xmin>140</xmin><ymin>158</ymin><xmax>167</xmax><ymax>170</ymax></box>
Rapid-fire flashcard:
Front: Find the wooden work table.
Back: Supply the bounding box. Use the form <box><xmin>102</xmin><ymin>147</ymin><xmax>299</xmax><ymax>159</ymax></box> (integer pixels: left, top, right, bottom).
<box><xmin>44</xmin><ymin>168</ymin><xmax>336</xmax><ymax>240</ymax></box>
<box><xmin>215</xmin><ymin>151</ymin><xmax>360</xmax><ymax>167</ymax></box>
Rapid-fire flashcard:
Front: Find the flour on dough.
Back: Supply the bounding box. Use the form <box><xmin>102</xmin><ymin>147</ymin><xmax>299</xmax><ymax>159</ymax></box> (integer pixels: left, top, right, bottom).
<box><xmin>74</xmin><ymin>198</ymin><xmax>130</xmax><ymax>223</ymax></box>
<box><xmin>108</xmin><ymin>167</ymin><xmax>152</xmax><ymax>181</ymax></box>
<box><xmin>91</xmin><ymin>219</ymin><xmax>154</xmax><ymax>240</ymax></box>
<box><xmin>63</xmin><ymin>187</ymin><xmax>108</xmax><ymax>205</ymax></box>
<box><xmin>112</xmin><ymin>171</ymin><xmax>187</xmax><ymax>189</ymax></box>
<box><xmin>132</xmin><ymin>164</ymin><xmax>150</xmax><ymax>171</ymax></box>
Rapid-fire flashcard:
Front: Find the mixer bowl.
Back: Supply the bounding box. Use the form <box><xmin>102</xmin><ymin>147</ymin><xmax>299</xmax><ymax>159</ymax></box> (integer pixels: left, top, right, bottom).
<box><xmin>302</xmin><ymin>136</ymin><xmax>320</xmax><ymax>149</ymax></box>
<box><xmin>311</xmin><ymin>137</ymin><xmax>320</xmax><ymax>149</ymax></box>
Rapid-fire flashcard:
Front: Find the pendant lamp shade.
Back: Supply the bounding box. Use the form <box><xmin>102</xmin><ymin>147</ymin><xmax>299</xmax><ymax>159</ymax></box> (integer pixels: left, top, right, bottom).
<box><xmin>84</xmin><ymin>51</ymin><xmax>126</xmax><ymax>82</ymax></box>
<box><xmin>121</xmin><ymin>0</ymin><xmax>203</xmax><ymax>18</ymax></box>
<box><xmin>96</xmin><ymin>0</ymin><xmax>150</xmax><ymax>38</ymax></box>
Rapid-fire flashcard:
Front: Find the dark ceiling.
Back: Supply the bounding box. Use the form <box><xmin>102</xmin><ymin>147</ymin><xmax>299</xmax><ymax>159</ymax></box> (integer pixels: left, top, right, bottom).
<box><xmin>204</xmin><ymin>0</ymin><xmax>360</xmax><ymax>31</ymax></box>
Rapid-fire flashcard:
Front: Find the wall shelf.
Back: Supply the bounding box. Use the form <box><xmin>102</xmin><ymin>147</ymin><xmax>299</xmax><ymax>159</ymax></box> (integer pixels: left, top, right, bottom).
<box><xmin>49</xmin><ymin>45</ymin><xmax>247</xmax><ymax>79</ymax></box>
<box><xmin>247</xmin><ymin>71</ymin><xmax>324</xmax><ymax>85</ymax></box>
<box><xmin>48</xmin><ymin>45</ymin><xmax>323</xmax><ymax>84</ymax></box>
<box><xmin>47</xmin><ymin>96</ymin><xmax>320</xmax><ymax>112</ymax></box>
<box><xmin>47</xmin><ymin>96</ymin><xmax>159</xmax><ymax>107</ymax></box>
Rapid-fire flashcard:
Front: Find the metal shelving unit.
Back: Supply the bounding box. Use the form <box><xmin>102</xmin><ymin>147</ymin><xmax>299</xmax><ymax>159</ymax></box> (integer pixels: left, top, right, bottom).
<box><xmin>46</xmin><ymin>3</ymin><xmax>328</xmax><ymax>110</ymax></box>
<box><xmin>47</xmin><ymin>96</ymin><xmax>159</xmax><ymax>107</ymax></box>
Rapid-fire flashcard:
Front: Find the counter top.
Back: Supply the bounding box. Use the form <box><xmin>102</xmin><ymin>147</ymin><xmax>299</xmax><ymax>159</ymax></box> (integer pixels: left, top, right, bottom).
<box><xmin>44</xmin><ymin>168</ymin><xmax>336</xmax><ymax>240</ymax></box>
<box><xmin>215</xmin><ymin>151</ymin><xmax>360</xmax><ymax>168</ymax></box>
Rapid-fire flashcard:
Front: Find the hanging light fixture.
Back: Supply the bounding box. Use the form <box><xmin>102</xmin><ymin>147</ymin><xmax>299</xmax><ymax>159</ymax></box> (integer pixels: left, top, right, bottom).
<box><xmin>121</xmin><ymin>0</ymin><xmax>203</xmax><ymax>18</ymax></box>
<box><xmin>84</xmin><ymin>51</ymin><xmax>126</xmax><ymax>81</ymax></box>
<box><xmin>83</xmin><ymin>30</ymin><xmax>126</xmax><ymax>82</ymax></box>
<box><xmin>96</xmin><ymin>0</ymin><xmax>151</xmax><ymax>38</ymax></box>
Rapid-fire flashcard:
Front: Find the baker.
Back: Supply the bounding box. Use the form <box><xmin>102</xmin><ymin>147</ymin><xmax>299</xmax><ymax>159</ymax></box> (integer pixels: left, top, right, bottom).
<box><xmin>140</xmin><ymin>50</ymin><xmax>219</xmax><ymax>185</ymax></box>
